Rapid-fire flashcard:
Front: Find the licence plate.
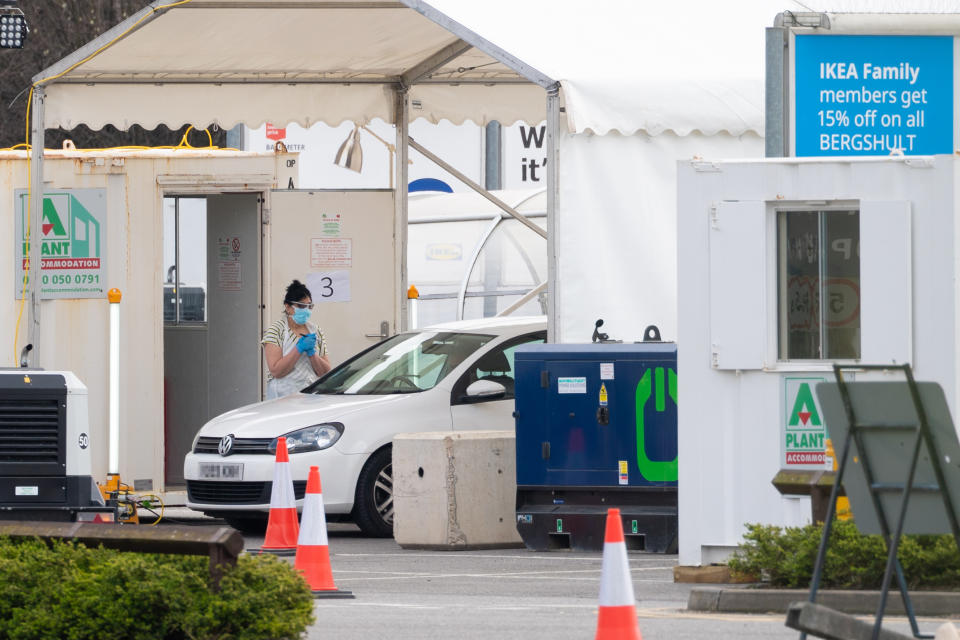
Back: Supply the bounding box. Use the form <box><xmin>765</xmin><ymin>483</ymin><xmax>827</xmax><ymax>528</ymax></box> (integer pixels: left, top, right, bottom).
<box><xmin>198</xmin><ymin>463</ymin><xmax>243</xmax><ymax>480</ymax></box>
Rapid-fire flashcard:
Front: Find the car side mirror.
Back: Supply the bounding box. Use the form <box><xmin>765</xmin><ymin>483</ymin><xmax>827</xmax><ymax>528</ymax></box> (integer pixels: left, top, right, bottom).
<box><xmin>464</xmin><ymin>379</ymin><xmax>506</xmax><ymax>402</ymax></box>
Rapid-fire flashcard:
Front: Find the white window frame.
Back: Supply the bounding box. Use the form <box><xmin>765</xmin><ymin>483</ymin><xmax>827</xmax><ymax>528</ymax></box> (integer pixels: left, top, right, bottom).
<box><xmin>773</xmin><ymin>201</ymin><xmax>861</xmax><ymax>366</ymax></box>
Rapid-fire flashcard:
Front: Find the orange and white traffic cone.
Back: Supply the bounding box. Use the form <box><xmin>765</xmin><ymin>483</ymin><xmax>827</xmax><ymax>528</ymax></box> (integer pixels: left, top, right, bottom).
<box><xmin>295</xmin><ymin>465</ymin><xmax>354</xmax><ymax>598</ymax></box>
<box><xmin>259</xmin><ymin>437</ymin><xmax>299</xmax><ymax>555</ymax></box>
<box><xmin>595</xmin><ymin>508</ymin><xmax>642</xmax><ymax>640</ymax></box>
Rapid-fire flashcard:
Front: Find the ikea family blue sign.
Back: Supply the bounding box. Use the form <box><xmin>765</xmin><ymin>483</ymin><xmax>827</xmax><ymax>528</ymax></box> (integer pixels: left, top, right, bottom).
<box><xmin>795</xmin><ymin>35</ymin><xmax>953</xmax><ymax>156</ymax></box>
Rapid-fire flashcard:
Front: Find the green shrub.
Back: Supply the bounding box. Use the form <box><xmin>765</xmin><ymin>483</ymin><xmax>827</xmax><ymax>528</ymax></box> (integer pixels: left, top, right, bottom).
<box><xmin>0</xmin><ymin>536</ymin><xmax>314</xmax><ymax>640</ymax></box>
<box><xmin>728</xmin><ymin>520</ymin><xmax>960</xmax><ymax>589</ymax></box>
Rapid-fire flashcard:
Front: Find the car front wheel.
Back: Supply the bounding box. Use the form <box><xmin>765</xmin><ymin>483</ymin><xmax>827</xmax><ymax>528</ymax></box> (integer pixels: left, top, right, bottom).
<box><xmin>353</xmin><ymin>446</ymin><xmax>394</xmax><ymax>537</ymax></box>
<box><xmin>223</xmin><ymin>515</ymin><xmax>268</xmax><ymax>534</ymax></box>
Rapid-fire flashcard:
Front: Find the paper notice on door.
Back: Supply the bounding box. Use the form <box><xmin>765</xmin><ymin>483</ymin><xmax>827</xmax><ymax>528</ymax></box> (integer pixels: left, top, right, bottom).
<box><xmin>218</xmin><ymin>261</ymin><xmax>241</xmax><ymax>291</ymax></box>
<box><xmin>320</xmin><ymin>213</ymin><xmax>342</xmax><ymax>237</ymax></box>
<box><xmin>305</xmin><ymin>271</ymin><xmax>350</xmax><ymax>303</ymax></box>
<box><xmin>311</xmin><ymin>238</ymin><xmax>352</xmax><ymax>268</ymax></box>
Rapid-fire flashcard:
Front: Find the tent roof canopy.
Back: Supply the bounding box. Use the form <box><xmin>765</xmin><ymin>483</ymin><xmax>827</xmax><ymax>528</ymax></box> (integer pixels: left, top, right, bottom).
<box><xmin>35</xmin><ymin>0</ymin><xmax>554</xmax><ymax>130</ymax></box>
<box><xmin>42</xmin><ymin>1</ymin><xmax>550</xmax><ymax>86</ymax></box>
<box><xmin>34</xmin><ymin>0</ymin><xmax>773</xmax><ymax>136</ymax></box>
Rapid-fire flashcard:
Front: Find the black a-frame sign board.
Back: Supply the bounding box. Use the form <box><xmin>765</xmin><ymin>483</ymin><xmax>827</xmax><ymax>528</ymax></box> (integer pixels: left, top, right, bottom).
<box><xmin>786</xmin><ymin>364</ymin><xmax>960</xmax><ymax>640</ymax></box>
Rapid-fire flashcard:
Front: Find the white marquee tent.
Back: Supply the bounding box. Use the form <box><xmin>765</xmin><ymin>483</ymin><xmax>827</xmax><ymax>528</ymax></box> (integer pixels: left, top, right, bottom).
<box><xmin>22</xmin><ymin>0</ymin><xmax>789</xmax><ymax>355</ymax></box>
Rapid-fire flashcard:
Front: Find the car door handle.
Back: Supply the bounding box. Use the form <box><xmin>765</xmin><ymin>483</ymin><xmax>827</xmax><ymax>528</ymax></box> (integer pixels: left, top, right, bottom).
<box><xmin>364</xmin><ymin>320</ymin><xmax>390</xmax><ymax>339</ymax></box>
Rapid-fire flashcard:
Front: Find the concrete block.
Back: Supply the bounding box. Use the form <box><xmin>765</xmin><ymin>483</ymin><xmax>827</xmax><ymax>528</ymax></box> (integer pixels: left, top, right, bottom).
<box><xmin>719</xmin><ymin>589</ymin><xmax>795</xmax><ymax>614</ymax></box>
<box><xmin>687</xmin><ymin>587</ymin><xmax>960</xmax><ymax>617</ymax></box>
<box><xmin>785</xmin><ymin>601</ymin><xmax>912</xmax><ymax>640</ymax></box>
<box><xmin>685</xmin><ymin>587</ymin><xmax>722</xmax><ymax>611</ymax></box>
<box><xmin>393</xmin><ymin>431</ymin><xmax>523</xmax><ymax>550</ymax></box>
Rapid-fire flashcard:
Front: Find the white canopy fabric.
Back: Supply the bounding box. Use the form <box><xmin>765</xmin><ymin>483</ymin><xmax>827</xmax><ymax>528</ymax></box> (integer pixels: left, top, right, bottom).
<box><xmin>36</xmin><ymin>0</ymin><xmax>778</xmax><ymax>137</ymax></box>
<box><xmin>45</xmin><ymin>82</ymin><xmax>546</xmax><ymax>131</ymax></box>
<box><xmin>560</xmin><ymin>78</ymin><xmax>762</xmax><ymax>137</ymax></box>
<box><xmin>39</xmin><ymin>0</ymin><xmax>553</xmax><ymax>130</ymax></box>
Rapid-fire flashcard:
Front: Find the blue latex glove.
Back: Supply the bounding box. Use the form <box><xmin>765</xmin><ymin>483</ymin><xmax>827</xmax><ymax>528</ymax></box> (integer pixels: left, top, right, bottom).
<box><xmin>297</xmin><ymin>333</ymin><xmax>317</xmax><ymax>355</ymax></box>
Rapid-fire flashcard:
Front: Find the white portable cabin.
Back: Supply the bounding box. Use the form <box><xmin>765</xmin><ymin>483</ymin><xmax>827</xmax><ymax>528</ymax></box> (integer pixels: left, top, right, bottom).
<box><xmin>0</xmin><ymin>149</ymin><xmax>321</xmax><ymax>490</ymax></box>
<box><xmin>677</xmin><ymin>4</ymin><xmax>960</xmax><ymax>566</ymax></box>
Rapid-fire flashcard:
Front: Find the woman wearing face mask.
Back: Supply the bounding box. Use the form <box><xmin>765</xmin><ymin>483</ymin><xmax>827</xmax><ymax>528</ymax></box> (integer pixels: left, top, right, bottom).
<box><xmin>261</xmin><ymin>279</ymin><xmax>332</xmax><ymax>399</ymax></box>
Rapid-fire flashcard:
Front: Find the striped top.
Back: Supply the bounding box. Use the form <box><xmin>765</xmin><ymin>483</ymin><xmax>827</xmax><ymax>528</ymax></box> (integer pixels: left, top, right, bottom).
<box><xmin>261</xmin><ymin>317</ymin><xmax>328</xmax><ymax>386</ymax></box>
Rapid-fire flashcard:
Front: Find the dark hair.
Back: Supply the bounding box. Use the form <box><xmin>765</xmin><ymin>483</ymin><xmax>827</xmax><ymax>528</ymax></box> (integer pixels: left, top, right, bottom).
<box><xmin>284</xmin><ymin>279</ymin><xmax>312</xmax><ymax>305</ymax></box>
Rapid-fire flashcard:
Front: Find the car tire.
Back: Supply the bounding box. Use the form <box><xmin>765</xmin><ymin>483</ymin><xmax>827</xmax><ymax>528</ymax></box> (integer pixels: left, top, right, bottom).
<box><xmin>353</xmin><ymin>446</ymin><xmax>394</xmax><ymax>537</ymax></box>
<box><xmin>224</xmin><ymin>515</ymin><xmax>268</xmax><ymax>534</ymax></box>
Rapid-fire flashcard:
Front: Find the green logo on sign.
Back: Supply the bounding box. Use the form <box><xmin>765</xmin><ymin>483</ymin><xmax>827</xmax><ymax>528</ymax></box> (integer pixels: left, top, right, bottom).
<box><xmin>41</xmin><ymin>199</ymin><xmax>67</xmax><ymax>238</ymax></box>
<box><xmin>635</xmin><ymin>367</ymin><xmax>678</xmax><ymax>482</ymax></box>
<box><xmin>788</xmin><ymin>382</ymin><xmax>821</xmax><ymax>427</ymax></box>
<box><xmin>21</xmin><ymin>193</ymin><xmax>102</xmax><ymax>260</ymax></box>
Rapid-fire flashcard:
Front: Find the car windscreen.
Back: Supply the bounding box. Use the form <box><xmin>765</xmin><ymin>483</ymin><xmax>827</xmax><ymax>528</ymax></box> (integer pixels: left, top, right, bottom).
<box><xmin>306</xmin><ymin>331</ymin><xmax>494</xmax><ymax>395</ymax></box>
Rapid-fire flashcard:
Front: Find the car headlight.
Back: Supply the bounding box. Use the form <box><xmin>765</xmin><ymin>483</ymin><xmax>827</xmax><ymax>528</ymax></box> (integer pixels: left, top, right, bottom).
<box><xmin>269</xmin><ymin>423</ymin><xmax>344</xmax><ymax>454</ymax></box>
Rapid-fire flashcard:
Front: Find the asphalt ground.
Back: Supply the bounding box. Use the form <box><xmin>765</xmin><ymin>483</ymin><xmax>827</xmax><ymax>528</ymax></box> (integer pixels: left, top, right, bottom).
<box><xmin>145</xmin><ymin>508</ymin><xmax>960</xmax><ymax>640</ymax></box>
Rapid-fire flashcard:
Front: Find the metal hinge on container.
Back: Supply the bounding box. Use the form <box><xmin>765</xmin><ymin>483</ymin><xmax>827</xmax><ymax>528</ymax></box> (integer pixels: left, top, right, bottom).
<box><xmin>692</xmin><ymin>160</ymin><xmax>721</xmax><ymax>173</ymax></box>
<box><xmin>904</xmin><ymin>157</ymin><xmax>935</xmax><ymax>169</ymax></box>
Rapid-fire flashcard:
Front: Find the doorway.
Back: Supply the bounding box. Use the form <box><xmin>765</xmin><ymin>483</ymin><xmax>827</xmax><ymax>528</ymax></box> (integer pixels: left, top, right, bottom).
<box><xmin>162</xmin><ymin>193</ymin><xmax>261</xmax><ymax>486</ymax></box>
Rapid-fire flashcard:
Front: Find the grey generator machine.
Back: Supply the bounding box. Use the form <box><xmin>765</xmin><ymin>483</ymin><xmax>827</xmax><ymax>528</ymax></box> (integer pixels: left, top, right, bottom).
<box><xmin>0</xmin><ymin>370</ymin><xmax>114</xmax><ymax>522</ymax></box>
<box><xmin>513</xmin><ymin>331</ymin><xmax>677</xmax><ymax>552</ymax></box>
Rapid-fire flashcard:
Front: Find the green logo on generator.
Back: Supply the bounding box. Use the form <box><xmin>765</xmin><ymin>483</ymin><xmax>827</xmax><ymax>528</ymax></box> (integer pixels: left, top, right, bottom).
<box><xmin>635</xmin><ymin>367</ymin><xmax>678</xmax><ymax>482</ymax></box>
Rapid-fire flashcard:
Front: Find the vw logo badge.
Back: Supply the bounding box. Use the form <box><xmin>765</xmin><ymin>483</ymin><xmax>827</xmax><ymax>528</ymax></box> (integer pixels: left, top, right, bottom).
<box><xmin>218</xmin><ymin>434</ymin><xmax>234</xmax><ymax>457</ymax></box>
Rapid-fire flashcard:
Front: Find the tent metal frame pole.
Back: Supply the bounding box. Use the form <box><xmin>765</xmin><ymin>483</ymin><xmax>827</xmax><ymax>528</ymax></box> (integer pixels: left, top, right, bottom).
<box><xmin>455</xmin><ymin>216</ymin><xmax>501</xmax><ymax>321</ymax></box>
<box><xmin>545</xmin><ymin>84</ymin><xmax>559</xmax><ymax>343</ymax></box>
<box><xmin>401</xmin><ymin>0</ymin><xmax>555</xmax><ymax>88</ymax></box>
<box><xmin>27</xmin><ymin>86</ymin><xmax>45</xmax><ymax>368</ymax></box>
<box><xmin>496</xmin><ymin>281</ymin><xmax>547</xmax><ymax>318</ymax></box>
<box><xmin>49</xmin><ymin>77</ymin><xmax>535</xmax><ymax>85</ymax></box>
<box><xmin>396</xmin><ymin>88</ymin><xmax>410</xmax><ymax>332</ymax></box>
<box><xmin>184</xmin><ymin>1</ymin><xmax>407</xmax><ymax>8</ymax></box>
<box><xmin>407</xmin><ymin>138</ymin><xmax>546</xmax><ymax>240</ymax></box>
<box><xmin>400</xmin><ymin>38</ymin><xmax>473</xmax><ymax>87</ymax></box>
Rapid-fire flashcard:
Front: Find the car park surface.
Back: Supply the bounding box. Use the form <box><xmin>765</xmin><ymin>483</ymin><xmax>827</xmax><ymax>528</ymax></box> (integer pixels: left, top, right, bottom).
<box><xmin>241</xmin><ymin>522</ymin><xmax>945</xmax><ymax>640</ymax></box>
<box><xmin>184</xmin><ymin>316</ymin><xmax>546</xmax><ymax>535</ymax></box>
<box><xmin>139</xmin><ymin>508</ymin><xmax>958</xmax><ymax>639</ymax></box>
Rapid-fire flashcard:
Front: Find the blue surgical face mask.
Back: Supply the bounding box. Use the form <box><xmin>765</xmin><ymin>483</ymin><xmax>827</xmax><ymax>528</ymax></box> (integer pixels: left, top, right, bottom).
<box><xmin>292</xmin><ymin>308</ymin><xmax>311</xmax><ymax>325</ymax></box>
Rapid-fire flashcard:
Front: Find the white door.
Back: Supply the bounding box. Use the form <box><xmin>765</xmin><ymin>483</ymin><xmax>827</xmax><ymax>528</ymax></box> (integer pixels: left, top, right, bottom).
<box><xmin>163</xmin><ymin>193</ymin><xmax>261</xmax><ymax>485</ymax></box>
<box><xmin>449</xmin><ymin>330</ymin><xmax>547</xmax><ymax>430</ymax></box>
<box><xmin>267</xmin><ymin>190</ymin><xmax>397</xmax><ymax>374</ymax></box>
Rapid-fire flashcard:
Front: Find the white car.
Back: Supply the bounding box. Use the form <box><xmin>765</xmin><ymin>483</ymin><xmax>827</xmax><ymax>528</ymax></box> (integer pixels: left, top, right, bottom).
<box><xmin>184</xmin><ymin>316</ymin><xmax>546</xmax><ymax>536</ymax></box>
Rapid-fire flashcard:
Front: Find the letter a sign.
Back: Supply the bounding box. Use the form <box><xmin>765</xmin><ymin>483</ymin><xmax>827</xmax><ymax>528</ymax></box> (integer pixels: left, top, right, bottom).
<box><xmin>782</xmin><ymin>377</ymin><xmax>829</xmax><ymax>469</ymax></box>
<box><xmin>788</xmin><ymin>383</ymin><xmax>822</xmax><ymax>428</ymax></box>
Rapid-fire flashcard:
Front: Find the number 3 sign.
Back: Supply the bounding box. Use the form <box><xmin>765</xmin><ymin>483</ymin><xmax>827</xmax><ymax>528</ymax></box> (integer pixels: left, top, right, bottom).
<box><xmin>305</xmin><ymin>271</ymin><xmax>351</xmax><ymax>303</ymax></box>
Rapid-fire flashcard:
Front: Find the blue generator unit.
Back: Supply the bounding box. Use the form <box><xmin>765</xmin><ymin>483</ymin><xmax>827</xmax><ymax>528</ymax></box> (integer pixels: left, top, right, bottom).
<box><xmin>513</xmin><ymin>340</ymin><xmax>677</xmax><ymax>552</ymax></box>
